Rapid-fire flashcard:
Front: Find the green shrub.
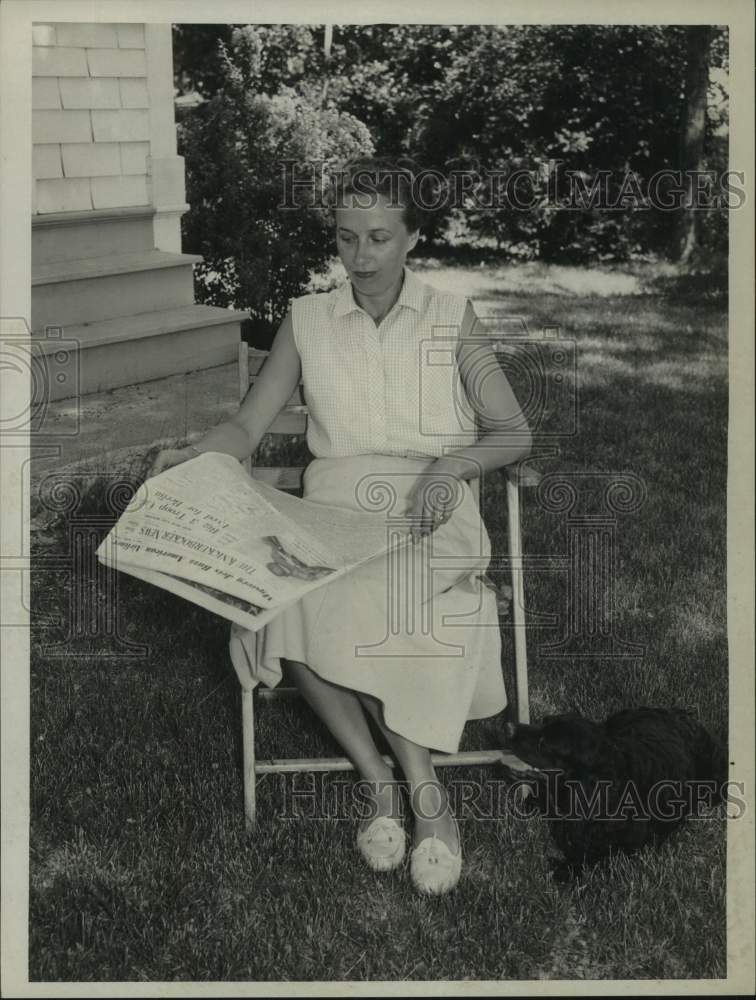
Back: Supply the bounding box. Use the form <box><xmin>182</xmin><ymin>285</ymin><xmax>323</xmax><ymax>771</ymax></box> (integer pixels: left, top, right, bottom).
<box><xmin>178</xmin><ymin>27</ymin><xmax>374</xmax><ymax>347</ymax></box>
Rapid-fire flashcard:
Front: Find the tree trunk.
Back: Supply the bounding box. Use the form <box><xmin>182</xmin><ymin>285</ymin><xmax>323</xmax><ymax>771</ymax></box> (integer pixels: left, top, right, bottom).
<box><xmin>319</xmin><ymin>24</ymin><xmax>333</xmax><ymax>108</ymax></box>
<box><xmin>675</xmin><ymin>26</ymin><xmax>713</xmax><ymax>264</ymax></box>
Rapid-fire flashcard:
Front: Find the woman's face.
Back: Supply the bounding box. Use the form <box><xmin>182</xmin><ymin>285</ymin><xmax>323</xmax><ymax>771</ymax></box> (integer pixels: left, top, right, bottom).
<box><xmin>334</xmin><ymin>191</ymin><xmax>419</xmax><ymax>297</ymax></box>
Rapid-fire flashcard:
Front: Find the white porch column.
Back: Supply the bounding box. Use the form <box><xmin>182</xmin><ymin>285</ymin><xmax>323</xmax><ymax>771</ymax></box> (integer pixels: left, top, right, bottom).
<box><xmin>144</xmin><ymin>23</ymin><xmax>188</xmax><ymax>252</ymax></box>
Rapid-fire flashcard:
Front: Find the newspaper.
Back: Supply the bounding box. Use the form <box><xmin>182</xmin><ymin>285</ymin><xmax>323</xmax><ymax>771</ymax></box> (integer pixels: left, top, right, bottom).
<box><xmin>96</xmin><ymin>451</ymin><xmax>412</xmax><ymax>630</ymax></box>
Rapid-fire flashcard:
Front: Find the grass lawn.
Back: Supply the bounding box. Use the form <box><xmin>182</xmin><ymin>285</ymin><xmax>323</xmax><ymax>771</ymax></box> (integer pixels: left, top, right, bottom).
<box><xmin>29</xmin><ymin>259</ymin><xmax>728</xmax><ymax>982</ymax></box>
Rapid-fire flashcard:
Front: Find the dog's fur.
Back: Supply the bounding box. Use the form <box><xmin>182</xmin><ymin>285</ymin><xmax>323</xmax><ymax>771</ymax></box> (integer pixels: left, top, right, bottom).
<box><xmin>504</xmin><ymin>708</ymin><xmax>725</xmax><ymax>877</ymax></box>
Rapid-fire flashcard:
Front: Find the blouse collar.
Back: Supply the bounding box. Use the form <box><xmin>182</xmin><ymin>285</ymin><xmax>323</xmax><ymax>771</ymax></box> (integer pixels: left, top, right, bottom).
<box><xmin>332</xmin><ymin>265</ymin><xmax>428</xmax><ymax>319</ymax></box>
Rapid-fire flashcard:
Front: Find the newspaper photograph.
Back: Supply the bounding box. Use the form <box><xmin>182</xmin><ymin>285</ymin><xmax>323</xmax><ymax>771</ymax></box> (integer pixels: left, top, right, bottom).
<box><xmin>96</xmin><ymin>451</ymin><xmax>411</xmax><ymax>629</ymax></box>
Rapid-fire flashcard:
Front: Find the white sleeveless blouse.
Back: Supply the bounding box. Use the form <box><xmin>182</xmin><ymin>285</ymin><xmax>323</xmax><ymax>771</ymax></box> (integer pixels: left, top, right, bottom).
<box><xmin>291</xmin><ymin>266</ymin><xmax>478</xmax><ymax>459</ymax></box>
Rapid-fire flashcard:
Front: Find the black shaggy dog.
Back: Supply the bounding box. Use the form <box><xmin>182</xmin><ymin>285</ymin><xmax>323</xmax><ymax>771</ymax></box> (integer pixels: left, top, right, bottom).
<box><xmin>503</xmin><ymin>708</ymin><xmax>725</xmax><ymax>878</ymax></box>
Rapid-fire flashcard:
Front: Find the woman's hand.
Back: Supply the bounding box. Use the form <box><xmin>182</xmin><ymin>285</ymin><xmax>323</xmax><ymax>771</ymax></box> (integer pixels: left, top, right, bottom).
<box><xmin>404</xmin><ymin>468</ymin><xmax>465</xmax><ymax>543</ymax></box>
<box><xmin>148</xmin><ymin>445</ymin><xmax>198</xmax><ymax>478</ymax></box>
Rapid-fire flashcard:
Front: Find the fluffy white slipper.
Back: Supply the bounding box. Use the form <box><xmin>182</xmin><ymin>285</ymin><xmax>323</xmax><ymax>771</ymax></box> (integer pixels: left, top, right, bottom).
<box><xmin>356</xmin><ymin>815</ymin><xmax>406</xmax><ymax>872</ymax></box>
<box><xmin>410</xmin><ymin>819</ymin><xmax>462</xmax><ymax>895</ymax></box>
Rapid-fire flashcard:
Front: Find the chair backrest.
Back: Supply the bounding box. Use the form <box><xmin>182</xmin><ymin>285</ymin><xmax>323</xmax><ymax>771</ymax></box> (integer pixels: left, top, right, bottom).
<box><xmin>238</xmin><ymin>342</ymin><xmax>482</xmax><ymax>505</ymax></box>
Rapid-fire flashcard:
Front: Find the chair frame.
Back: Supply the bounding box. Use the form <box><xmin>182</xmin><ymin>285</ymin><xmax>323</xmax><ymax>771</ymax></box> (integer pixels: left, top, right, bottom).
<box><xmin>236</xmin><ymin>342</ymin><xmax>540</xmax><ymax>830</ymax></box>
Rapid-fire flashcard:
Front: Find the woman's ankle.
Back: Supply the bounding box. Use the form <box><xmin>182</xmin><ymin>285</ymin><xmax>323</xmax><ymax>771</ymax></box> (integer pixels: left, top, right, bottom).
<box><xmin>356</xmin><ymin>776</ymin><xmax>404</xmax><ymax>826</ymax></box>
<box><xmin>409</xmin><ymin>779</ymin><xmax>459</xmax><ymax>851</ymax></box>
<box><xmin>411</xmin><ymin>777</ymin><xmax>449</xmax><ymax>818</ymax></box>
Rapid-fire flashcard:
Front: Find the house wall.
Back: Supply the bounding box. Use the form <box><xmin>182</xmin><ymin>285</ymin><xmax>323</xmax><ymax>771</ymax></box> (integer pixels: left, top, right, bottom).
<box><xmin>32</xmin><ymin>22</ymin><xmax>150</xmax><ymax>214</ymax></box>
<box><xmin>31</xmin><ymin>22</ymin><xmax>188</xmax><ymax>251</ymax></box>
<box><xmin>27</xmin><ymin>20</ymin><xmax>243</xmax><ymax>403</ymax></box>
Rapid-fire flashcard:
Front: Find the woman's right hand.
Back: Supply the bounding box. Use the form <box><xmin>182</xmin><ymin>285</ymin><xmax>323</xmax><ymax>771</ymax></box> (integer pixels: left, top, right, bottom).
<box><xmin>148</xmin><ymin>446</ymin><xmax>197</xmax><ymax>478</ymax></box>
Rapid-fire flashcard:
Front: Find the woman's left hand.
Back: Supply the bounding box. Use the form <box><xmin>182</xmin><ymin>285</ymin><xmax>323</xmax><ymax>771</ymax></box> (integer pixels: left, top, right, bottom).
<box><xmin>404</xmin><ymin>468</ymin><xmax>464</xmax><ymax>543</ymax></box>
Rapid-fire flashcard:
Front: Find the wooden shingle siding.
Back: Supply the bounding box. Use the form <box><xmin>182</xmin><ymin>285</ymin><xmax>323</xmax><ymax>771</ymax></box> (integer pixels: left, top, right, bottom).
<box><xmin>36</xmin><ymin>177</ymin><xmax>93</xmax><ymax>213</ymax></box>
<box><xmin>91</xmin><ymin>109</ymin><xmax>150</xmax><ymax>143</ymax></box>
<box><xmin>54</xmin><ymin>23</ymin><xmax>119</xmax><ymax>48</ymax></box>
<box><xmin>62</xmin><ymin>142</ymin><xmax>120</xmax><ymax>177</ymax></box>
<box><xmin>115</xmin><ymin>24</ymin><xmax>146</xmax><ymax>49</ymax></box>
<box><xmin>33</xmin><ymin>145</ymin><xmax>64</xmax><ymax>180</ymax></box>
<box><xmin>28</xmin><ymin>23</ymin><xmax>228</xmax><ymax>399</ymax></box>
<box><xmin>33</xmin><ymin>109</ymin><xmax>92</xmax><ymax>144</ymax></box>
<box><xmin>32</xmin><ymin>46</ymin><xmax>88</xmax><ymax>77</ymax></box>
<box><xmin>32</xmin><ymin>21</ymin><xmax>152</xmax><ymax>214</ymax></box>
<box><xmin>119</xmin><ymin>79</ymin><xmax>149</xmax><ymax>109</ymax></box>
<box><xmin>59</xmin><ymin>77</ymin><xmax>121</xmax><ymax>109</ymax></box>
<box><xmin>86</xmin><ymin>48</ymin><xmax>147</xmax><ymax>78</ymax></box>
<box><xmin>90</xmin><ymin>175</ymin><xmax>149</xmax><ymax>209</ymax></box>
<box><xmin>120</xmin><ymin>142</ymin><xmax>150</xmax><ymax>174</ymax></box>
<box><xmin>32</xmin><ymin>78</ymin><xmax>61</xmax><ymax>109</ymax></box>
<box><xmin>32</xmin><ymin>24</ymin><xmax>57</xmax><ymax>46</ymax></box>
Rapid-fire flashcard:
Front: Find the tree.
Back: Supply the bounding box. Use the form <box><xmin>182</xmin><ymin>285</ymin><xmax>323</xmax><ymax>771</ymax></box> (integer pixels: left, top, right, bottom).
<box><xmin>177</xmin><ymin>27</ymin><xmax>374</xmax><ymax>346</ymax></box>
<box><xmin>675</xmin><ymin>26</ymin><xmax>715</xmax><ymax>263</ymax></box>
<box><xmin>172</xmin><ymin>24</ymin><xmax>234</xmax><ymax>96</ymax></box>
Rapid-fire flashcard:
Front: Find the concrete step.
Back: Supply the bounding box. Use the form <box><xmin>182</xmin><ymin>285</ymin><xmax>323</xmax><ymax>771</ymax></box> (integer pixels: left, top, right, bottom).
<box><xmin>32</xmin><ymin>206</ymin><xmax>156</xmax><ymax>264</ymax></box>
<box><xmin>31</xmin><ymin>304</ymin><xmax>248</xmax><ymax>401</ymax></box>
<box><xmin>32</xmin><ymin>249</ymin><xmax>202</xmax><ymax>330</ymax></box>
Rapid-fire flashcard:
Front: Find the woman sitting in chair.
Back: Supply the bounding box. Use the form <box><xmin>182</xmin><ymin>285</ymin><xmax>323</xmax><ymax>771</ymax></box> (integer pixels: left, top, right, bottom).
<box><xmin>151</xmin><ymin>156</ymin><xmax>532</xmax><ymax>895</ymax></box>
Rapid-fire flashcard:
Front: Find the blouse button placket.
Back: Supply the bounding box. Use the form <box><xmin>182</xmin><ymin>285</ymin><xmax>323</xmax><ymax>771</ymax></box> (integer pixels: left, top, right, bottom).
<box><xmin>362</xmin><ymin>314</ymin><xmax>389</xmax><ymax>452</ymax></box>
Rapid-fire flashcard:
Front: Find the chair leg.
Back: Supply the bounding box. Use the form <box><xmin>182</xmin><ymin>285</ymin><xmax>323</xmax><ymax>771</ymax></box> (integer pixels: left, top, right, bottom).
<box><xmin>241</xmin><ymin>684</ymin><xmax>258</xmax><ymax>831</ymax></box>
<box><xmin>505</xmin><ymin>474</ymin><xmax>530</xmax><ymax>726</ymax></box>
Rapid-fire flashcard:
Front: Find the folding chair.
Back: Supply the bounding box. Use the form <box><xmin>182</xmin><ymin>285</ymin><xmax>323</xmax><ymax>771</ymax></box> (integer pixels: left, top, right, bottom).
<box><xmin>235</xmin><ymin>342</ymin><xmax>541</xmax><ymax>830</ymax></box>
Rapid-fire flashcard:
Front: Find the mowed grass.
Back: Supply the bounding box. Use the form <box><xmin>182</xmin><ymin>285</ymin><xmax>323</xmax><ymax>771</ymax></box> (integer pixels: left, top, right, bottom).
<box><xmin>29</xmin><ymin>260</ymin><xmax>728</xmax><ymax>982</ymax></box>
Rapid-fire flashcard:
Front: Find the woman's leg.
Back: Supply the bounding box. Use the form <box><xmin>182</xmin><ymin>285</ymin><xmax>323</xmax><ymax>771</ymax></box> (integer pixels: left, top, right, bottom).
<box><xmin>358</xmin><ymin>693</ymin><xmax>459</xmax><ymax>852</ymax></box>
<box><xmin>283</xmin><ymin>659</ymin><xmax>401</xmax><ymax>824</ymax></box>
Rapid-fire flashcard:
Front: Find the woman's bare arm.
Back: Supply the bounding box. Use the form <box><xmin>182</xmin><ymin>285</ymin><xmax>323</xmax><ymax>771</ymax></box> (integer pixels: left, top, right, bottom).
<box><xmin>148</xmin><ymin>313</ymin><xmax>301</xmax><ymax>476</ymax></box>
<box><xmin>404</xmin><ymin>300</ymin><xmax>532</xmax><ymax>538</ymax></box>
<box><xmin>426</xmin><ymin>300</ymin><xmax>533</xmax><ymax>482</ymax></box>
<box><xmin>188</xmin><ymin>311</ymin><xmax>302</xmax><ymax>461</ymax></box>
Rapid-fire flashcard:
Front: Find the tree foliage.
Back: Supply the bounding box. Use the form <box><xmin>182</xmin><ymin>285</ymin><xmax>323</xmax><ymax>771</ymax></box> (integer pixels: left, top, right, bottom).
<box><xmin>318</xmin><ymin>24</ymin><xmax>729</xmax><ymax>262</ymax></box>
<box><xmin>177</xmin><ymin>26</ymin><xmax>373</xmax><ymax>341</ymax></box>
<box><xmin>174</xmin><ymin>22</ymin><xmax>729</xmax><ymax>328</ymax></box>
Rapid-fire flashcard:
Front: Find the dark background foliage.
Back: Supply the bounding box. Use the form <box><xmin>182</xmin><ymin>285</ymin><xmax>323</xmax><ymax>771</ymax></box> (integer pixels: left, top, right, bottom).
<box><xmin>173</xmin><ymin>23</ymin><xmax>729</xmax><ymax>343</ymax></box>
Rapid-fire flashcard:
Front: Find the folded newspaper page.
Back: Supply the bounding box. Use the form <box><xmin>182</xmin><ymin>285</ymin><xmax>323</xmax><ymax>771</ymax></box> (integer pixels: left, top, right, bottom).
<box><xmin>96</xmin><ymin>451</ymin><xmax>412</xmax><ymax>630</ymax></box>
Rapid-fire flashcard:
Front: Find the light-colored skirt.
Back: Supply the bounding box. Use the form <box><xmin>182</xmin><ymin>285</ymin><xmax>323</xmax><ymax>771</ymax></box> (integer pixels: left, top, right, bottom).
<box><xmin>229</xmin><ymin>453</ymin><xmax>507</xmax><ymax>753</ymax></box>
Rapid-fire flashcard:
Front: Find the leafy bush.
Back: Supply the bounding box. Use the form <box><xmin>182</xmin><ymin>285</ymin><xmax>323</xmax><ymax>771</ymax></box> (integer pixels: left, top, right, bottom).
<box><xmin>177</xmin><ymin>26</ymin><xmax>374</xmax><ymax>347</ymax></box>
